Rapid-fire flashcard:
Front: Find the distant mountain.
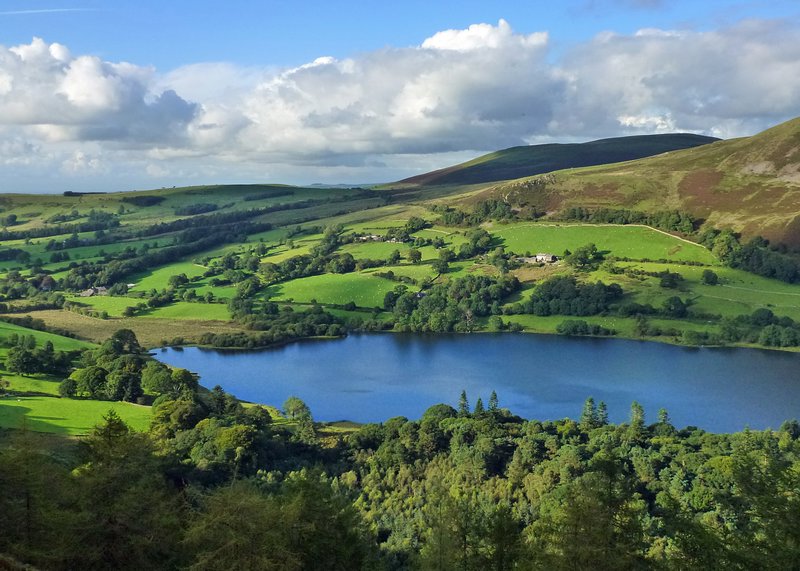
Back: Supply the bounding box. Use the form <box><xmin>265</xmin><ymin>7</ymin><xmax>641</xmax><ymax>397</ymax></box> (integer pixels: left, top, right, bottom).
<box><xmin>394</xmin><ymin>134</ymin><xmax>718</xmax><ymax>187</ymax></box>
<box><xmin>480</xmin><ymin>117</ymin><xmax>800</xmax><ymax>246</ymax></box>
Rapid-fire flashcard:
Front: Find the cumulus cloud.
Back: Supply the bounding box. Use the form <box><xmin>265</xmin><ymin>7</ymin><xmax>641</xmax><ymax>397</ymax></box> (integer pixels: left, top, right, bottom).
<box><xmin>0</xmin><ymin>37</ymin><xmax>196</xmax><ymax>144</ymax></box>
<box><xmin>558</xmin><ymin>19</ymin><xmax>800</xmax><ymax>138</ymax></box>
<box><xmin>1</xmin><ymin>19</ymin><xmax>800</xmax><ymax>191</ymax></box>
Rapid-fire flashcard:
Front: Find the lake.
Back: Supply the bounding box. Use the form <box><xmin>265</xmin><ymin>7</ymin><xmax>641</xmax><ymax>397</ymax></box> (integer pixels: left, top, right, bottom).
<box><xmin>156</xmin><ymin>333</ymin><xmax>800</xmax><ymax>432</ymax></box>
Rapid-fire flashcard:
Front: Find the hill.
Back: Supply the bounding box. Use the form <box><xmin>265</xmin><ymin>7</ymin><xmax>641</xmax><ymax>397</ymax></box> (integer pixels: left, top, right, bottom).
<box><xmin>394</xmin><ymin>133</ymin><xmax>718</xmax><ymax>187</ymax></box>
<box><xmin>477</xmin><ymin>117</ymin><xmax>800</xmax><ymax>246</ymax></box>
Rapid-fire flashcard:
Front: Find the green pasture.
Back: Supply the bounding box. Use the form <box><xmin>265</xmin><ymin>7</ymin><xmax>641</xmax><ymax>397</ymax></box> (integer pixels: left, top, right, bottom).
<box><xmin>145</xmin><ymin>302</ymin><xmax>231</xmax><ymax>320</ymax></box>
<box><xmin>502</xmin><ymin>314</ymin><xmax>716</xmax><ymax>338</ymax></box>
<box><xmin>612</xmin><ymin>262</ymin><xmax>800</xmax><ymax>320</ymax></box>
<box><xmin>0</xmin><ymin>321</ymin><xmax>93</xmax><ymax>352</ymax></box>
<box><xmin>491</xmin><ymin>223</ymin><xmax>717</xmax><ymax>264</ymax></box>
<box><xmin>128</xmin><ymin>261</ymin><xmax>208</xmax><ymax>291</ymax></box>
<box><xmin>69</xmin><ymin>296</ymin><xmax>231</xmax><ymax>320</ymax></box>
<box><xmin>3</xmin><ymin>374</ymin><xmax>61</xmax><ymax>396</ymax></box>
<box><xmin>186</xmin><ymin>277</ymin><xmax>238</xmax><ymax>299</ymax></box>
<box><xmin>266</xmin><ymin>272</ymin><xmax>399</xmax><ymax>308</ymax></box>
<box><xmin>363</xmin><ymin>263</ymin><xmax>438</xmax><ymax>282</ymax></box>
<box><xmin>0</xmin><ymin>396</ymin><xmax>151</xmax><ymax>435</ymax></box>
<box><xmin>340</xmin><ymin>241</ymin><xmax>411</xmax><ymax>260</ymax></box>
<box><xmin>261</xmin><ymin>243</ymin><xmax>316</xmax><ymax>264</ymax></box>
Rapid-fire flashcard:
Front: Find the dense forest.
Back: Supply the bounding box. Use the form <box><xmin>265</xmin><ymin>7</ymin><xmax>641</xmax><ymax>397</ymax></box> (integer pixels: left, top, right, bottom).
<box><xmin>1</xmin><ymin>331</ymin><xmax>799</xmax><ymax>570</ymax></box>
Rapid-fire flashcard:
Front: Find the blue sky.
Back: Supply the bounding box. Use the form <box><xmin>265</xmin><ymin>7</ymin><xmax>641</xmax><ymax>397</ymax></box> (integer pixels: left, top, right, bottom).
<box><xmin>1</xmin><ymin>0</ymin><xmax>799</xmax><ymax>191</ymax></box>
<box><xmin>4</xmin><ymin>1</ymin><xmax>797</xmax><ymax>67</ymax></box>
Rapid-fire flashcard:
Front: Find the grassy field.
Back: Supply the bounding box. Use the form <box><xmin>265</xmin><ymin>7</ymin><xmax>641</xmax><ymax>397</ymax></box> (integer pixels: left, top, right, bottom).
<box><xmin>10</xmin><ymin>310</ymin><xmax>248</xmax><ymax>348</ymax></box>
<box><xmin>0</xmin><ymin>320</ymin><xmax>94</xmax><ymax>352</ymax></box>
<box><xmin>266</xmin><ymin>272</ymin><xmax>400</xmax><ymax>308</ymax></box>
<box><xmin>609</xmin><ymin>261</ymin><xmax>800</xmax><ymax>320</ymax></box>
<box><xmin>0</xmin><ymin>395</ymin><xmax>151</xmax><ymax>435</ymax></box>
<box><xmin>490</xmin><ymin>223</ymin><xmax>717</xmax><ymax>264</ymax></box>
<box><xmin>68</xmin><ymin>296</ymin><xmax>231</xmax><ymax>320</ymax></box>
<box><xmin>128</xmin><ymin>261</ymin><xmax>209</xmax><ymax>291</ymax></box>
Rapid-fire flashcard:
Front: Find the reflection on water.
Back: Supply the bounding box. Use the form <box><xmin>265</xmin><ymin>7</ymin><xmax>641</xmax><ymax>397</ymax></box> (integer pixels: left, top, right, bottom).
<box><xmin>157</xmin><ymin>333</ymin><xmax>800</xmax><ymax>432</ymax></box>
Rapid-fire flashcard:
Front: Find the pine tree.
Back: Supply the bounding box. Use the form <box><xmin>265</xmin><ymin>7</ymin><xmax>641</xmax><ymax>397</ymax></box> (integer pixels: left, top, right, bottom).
<box><xmin>488</xmin><ymin>391</ymin><xmax>499</xmax><ymax>413</ymax></box>
<box><xmin>580</xmin><ymin>397</ymin><xmax>598</xmax><ymax>431</ymax></box>
<box><xmin>597</xmin><ymin>401</ymin><xmax>609</xmax><ymax>426</ymax></box>
<box><xmin>458</xmin><ymin>390</ymin><xmax>469</xmax><ymax>417</ymax></box>
<box><xmin>474</xmin><ymin>397</ymin><xmax>485</xmax><ymax>415</ymax></box>
<box><xmin>629</xmin><ymin>401</ymin><xmax>645</xmax><ymax>439</ymax></box>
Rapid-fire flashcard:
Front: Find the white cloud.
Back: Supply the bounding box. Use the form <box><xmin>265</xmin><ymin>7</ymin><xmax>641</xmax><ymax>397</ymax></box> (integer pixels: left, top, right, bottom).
<box><xmin>421</xmin><ymin>18</ymin><xmax>548</xmax><ymax>51</ymax></box>
<box><xmin>0</xmin><ymin>37</ymin><xmax>196</xmax><ymax>143</ymax></box>
<box><xmin>61</xmin><ymin>150</ymin><xmax>106</xmax><ymax>174</ymax></box>
<box><xmin>1</xmin><ymin>19</ymin><xmax>800</xmax><ymax>191</ymax></box>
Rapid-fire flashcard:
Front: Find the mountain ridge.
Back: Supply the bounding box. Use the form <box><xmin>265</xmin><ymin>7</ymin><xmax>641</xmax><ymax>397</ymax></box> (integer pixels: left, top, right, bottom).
<box><xmin>393</xmin><ymin>133</ymin><xmax>719</xmax><ymax>188</ymax></box>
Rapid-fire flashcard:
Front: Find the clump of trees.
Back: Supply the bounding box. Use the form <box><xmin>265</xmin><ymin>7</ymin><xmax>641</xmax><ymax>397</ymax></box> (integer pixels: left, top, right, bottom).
<box><xmin>506</xmin><ymin>275</ymin><xmax>623</xmax><ymax>317</ymax></box>
<box><xmin>2</xmin><ymin>335</ymin><xmax>74</xmax><ymax>376</ymax></box>
<box><xmin>385</xmin><ymin>274</ymin><xmax>520</xmax><ymax>332</ymax></box>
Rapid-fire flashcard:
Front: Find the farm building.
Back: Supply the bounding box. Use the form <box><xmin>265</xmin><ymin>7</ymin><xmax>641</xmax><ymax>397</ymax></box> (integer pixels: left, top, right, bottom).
<box><xmin>517</xmin><ymin>253</ymin><xmax>558</xmax><ymax>264</ymax></box>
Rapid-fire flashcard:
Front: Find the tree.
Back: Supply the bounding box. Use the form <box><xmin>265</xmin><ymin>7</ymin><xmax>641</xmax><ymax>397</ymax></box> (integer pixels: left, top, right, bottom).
<box><xmin>488</xmin><ymin>391</ymin><xmax>499</xmax><ymax>413</ymax></box>
<box><xmin>140</xmin><ymin>360</ymin><xmax>173</xmax><ymax>394</ymax></box>
<box><xmin>4</xmin><ymin>346</ymin><xmax>37</xmax><ymax>375</ymax></box>
<box><xmin>58</xmin><ymin>378</ymin><xmax>77</xmax><ymax>398</ymax></box>
<box><xmin>167</xmin><ymin>273</ymin><xmax>189</xmax><ymax>288</ymax></box>
<box><xmin>597</xmin><ymin>401</ymin><xmax>609</xmax><ymax>425</ymax></box>
<box><xmin>185</xmin><ymin>482</ymin><xmax>299</xmax><ymax>570</ymax></box>
<box><xmin>71</xmin><ymin>412</ymin><xmax>184</xmax><ymax>570</ymax></box>
<box><xmin>474</xmin><ymin>397</ymin><xmax>485</xmax><ymax>415</ymax></box>
<box><xmin>662</xmin><ymin>296</ymin><xmax>688</xmax><ymax>318</ymax></box>
<box><xmin>72</xmin><ymin>366</ymin><xmax>108</xmax><ymax>398</ymax></box>
<box><xmin>105</xmin><ymin>370</ymin><xmax>142</xmax><ymax>402</ymax></box>
<box><xmin>458</xmin><ymin>390</ymin><xmax>469</xmax><ymax>417</ymax></box>
<box><xmin>388</xmin><ymin>249</ymin><xmax>401</xmax><ymax>264</ymax></box>
<box><xmin>580</xmin><ymin>397</ymin><xmax>598</xmax><ymax>431</ymax></box>
<box><xmin>629</xmin><ymin>401</ymin><xmax>645</xmax><ymax>439</ymax></box>
<box><xmin>432</xmin><ymin>259</ymin><xmax>449</xmax><ymax>274</ymax></box>
<box><xmin>283</xmin><ymin>395</ymin><xmax>312</xmax><ymax>421</ymax></box>
<box><xmin>408</xmin><ymin>248</ymin><xmax>422</xmax><ymax>264</ymax></box>
<box><xmin>438</xmin><ymin>248</ymin><xmax>456</xmax><ymax>263</ymax></box>
<box><xmin>701</xmin><ymin>269</ymin><xmax>719</xmax><ymax>285</ymax></box>
<box><xmin>565</xmin><ymin>243</ymin><xmax>603</xmax><ymax>269</ymax></box>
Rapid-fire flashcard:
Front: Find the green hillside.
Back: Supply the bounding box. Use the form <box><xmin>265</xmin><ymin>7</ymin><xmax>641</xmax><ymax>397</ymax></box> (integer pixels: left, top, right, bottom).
<box><xmin>393</xmin><ymin>133</ymin><xmax>717</xmax><ymax>187</ymax></box>
<box><xmin>479</xmin><ymin>117</ymin><xmax>800</xmax><ymax>246</ymax></box>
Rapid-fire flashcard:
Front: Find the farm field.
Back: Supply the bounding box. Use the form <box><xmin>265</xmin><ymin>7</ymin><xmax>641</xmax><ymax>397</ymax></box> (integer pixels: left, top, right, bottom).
<box><xmin>9</xmin><ymin>310</ymin><xmax>247</xmax><ymax>347</ymax></box>
<box><xmin>0</xmin><ymin>320</ymin><xmax>94</xmax><ymax>352</ymax></box>
<box><xmin>0</xmin><ymin>395</ymin><xmax>151</xmax><ymax>435</ymax></box>
<box><xmin>68</xmin><ymin>296</ymin><xmax>231</xmax><ymax>320</ymax></box>
<box><xmin>491</xmin><ymin>223</ymin><xmax>717</xmax><ymax>264</ymax></box>
<box><xmin>128</xmin><ymin>261</ymin><xmax>209</xmax><ymax>291</ymax></box>
<box><xmin>611</xmin><ymin>261</ymin><xmax>800</xmax><ymax>321</ymax></box>
<box><xmin>266</xmin><ymin>271</ymin><xmax>399</xmax><ymax>308</ymax></box>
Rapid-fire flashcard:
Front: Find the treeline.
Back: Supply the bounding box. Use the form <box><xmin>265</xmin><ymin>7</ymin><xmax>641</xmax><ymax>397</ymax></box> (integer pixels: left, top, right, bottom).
<box><xmin>701</xmin><ymin>230</ymin><xmax>800</xmax><ymax>284</ymax></box>
<box><xmin>0</xmin><ymin>209</ymin><xmax>120</xmax><ymax>241</ymax></box>
<box><xmin>173</xmin><ymin>202</ymin><xmax>220</xmax><ymax>216</ymax></box>
<box><xmin>1</xmin><ymin>334</ymin><xmax>75</xmax><ymax>376</ymax></box>
<box><xmin>432</xmin><ymin>199</ymin><xmax>515</xmax><ymax>226</ymax></box>
<box><xmin>560</xmin><ymin>207</ymin><xmax>697</xmax><ymax>233</ymax></box>
<box><xmin>201</xmin><ymin>305</ymin><xmax>347</xmax><ymax>348</ymax></box>
<box><xmin>60</xmin><ymin>222</ymin><xmax>271</xmax><ymax>289</ymax></box>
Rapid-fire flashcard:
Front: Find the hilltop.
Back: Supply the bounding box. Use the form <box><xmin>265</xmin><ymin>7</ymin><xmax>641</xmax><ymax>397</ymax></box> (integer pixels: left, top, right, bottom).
<box><xmin>476</xmin><ymin>117</ymin><xmax>800</xmax><ymax>246</ymax></box>
<box><xmin>393</xmin><ymin>133</ymin><xmax>718</xmax><ymax>187</ymax></box>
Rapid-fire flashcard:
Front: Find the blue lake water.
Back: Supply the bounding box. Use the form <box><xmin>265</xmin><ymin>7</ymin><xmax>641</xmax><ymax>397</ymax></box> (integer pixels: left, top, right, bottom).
<box><xmin>156</xmin><ymin>333</ymin><xmax>800</xmax><ymax>432</ymax></box>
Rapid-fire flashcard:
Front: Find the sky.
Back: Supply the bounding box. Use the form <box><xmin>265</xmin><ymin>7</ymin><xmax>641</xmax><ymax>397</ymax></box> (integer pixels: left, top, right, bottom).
<box><xmin>1</xmin><ymin>0</ymin><xmax>799</xmax><ymax>193</ymax></box>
